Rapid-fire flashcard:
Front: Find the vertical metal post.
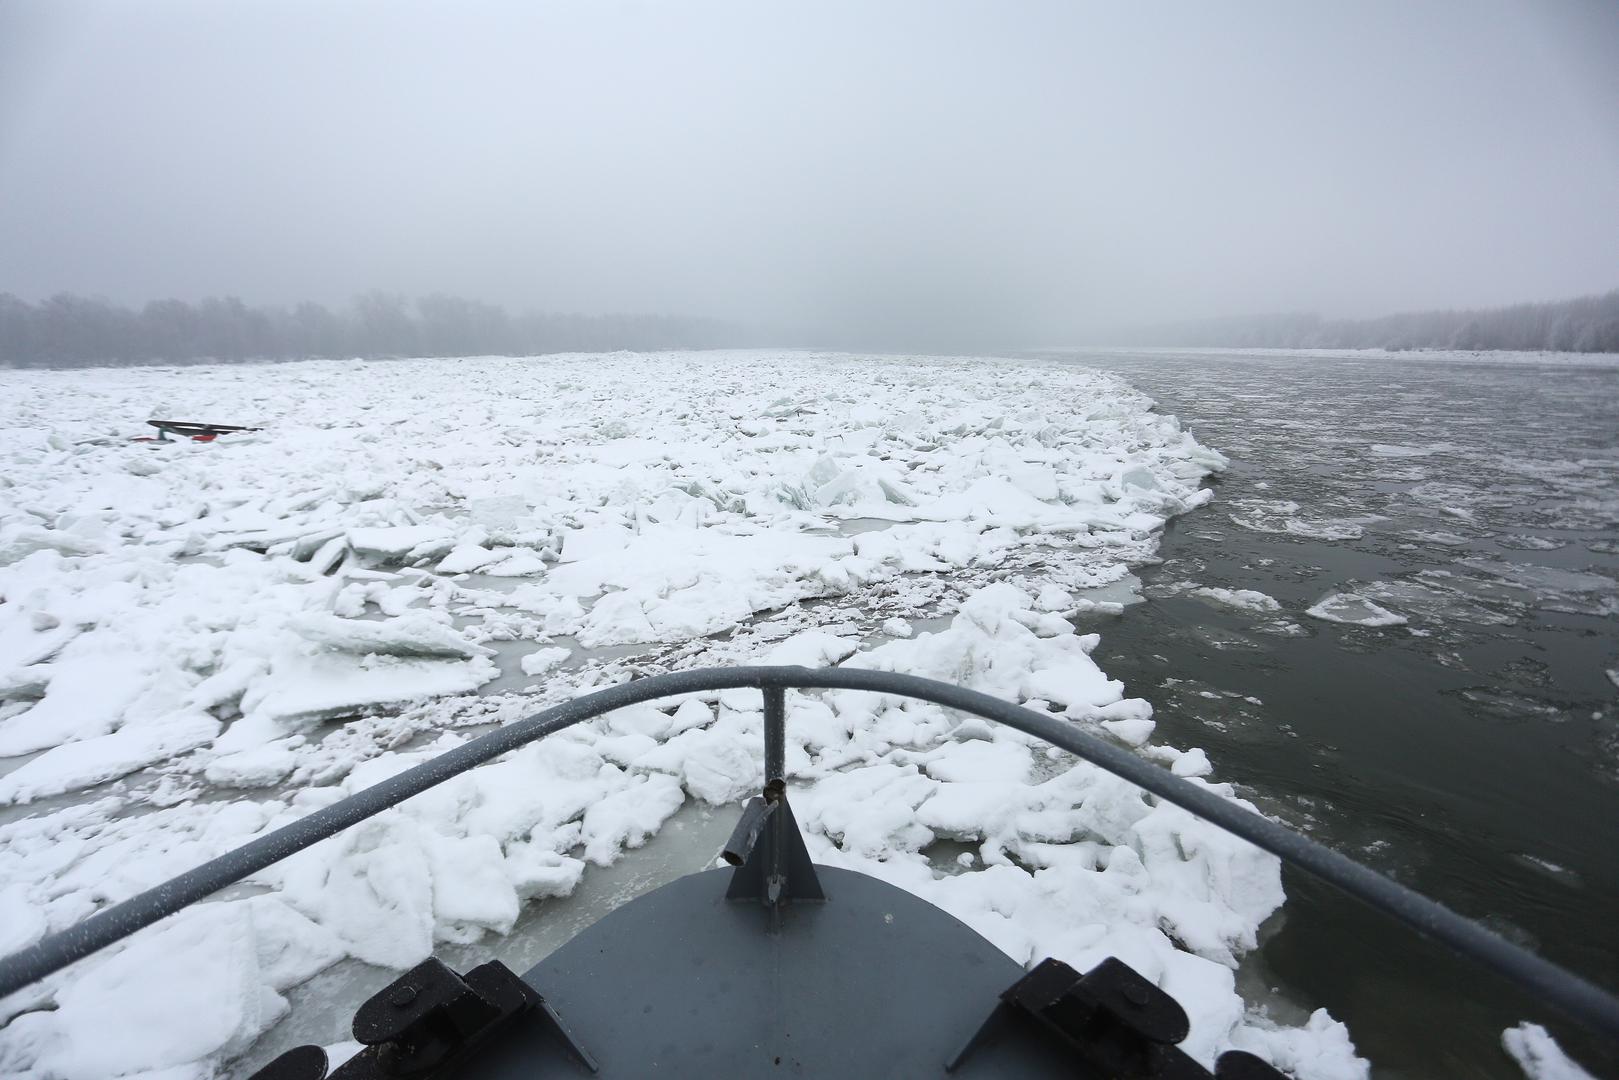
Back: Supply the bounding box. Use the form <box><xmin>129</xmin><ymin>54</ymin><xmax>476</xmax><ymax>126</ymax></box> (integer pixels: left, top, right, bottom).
<box><xmin>762</xmin><ymin>685</ymin><xmax>785</xmax><ymax>793</ymax></box>
<box><xmin>762</xmin><ymin>685</ymin><xmax>788</xmax><ymax>926</ymax></box>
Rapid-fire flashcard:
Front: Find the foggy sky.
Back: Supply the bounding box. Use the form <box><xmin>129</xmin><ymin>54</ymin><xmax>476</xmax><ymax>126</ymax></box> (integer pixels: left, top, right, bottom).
<box><xmin>3</xmin><ymin>1</ymin><xmax>1617</xmax><ymax>348</ymax></box>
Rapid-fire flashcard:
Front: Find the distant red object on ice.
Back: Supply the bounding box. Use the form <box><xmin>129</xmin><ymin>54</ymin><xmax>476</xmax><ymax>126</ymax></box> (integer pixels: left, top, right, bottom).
<box><xmin>132</xmin><ymin>420</ymin><xmax>261</xmax><ymax>443</ymax></box>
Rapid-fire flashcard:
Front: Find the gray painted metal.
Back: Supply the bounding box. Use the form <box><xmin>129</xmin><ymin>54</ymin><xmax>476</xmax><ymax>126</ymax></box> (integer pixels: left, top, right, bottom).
<box><xmin>722</xmin><ymin>796</ymin><xmax>825</xmax><ymax>906</ymax></box>
<box><xmin>763</xmin><ymin>683</ymin><xmax>786</xmax><ymax>785</ymax></box>
<box><xmin>1</xmin><ymin>666</ymin><xmax>1615</xmax><ymax>1042</ymax></box>
<box><xmin>459</xmin><ymin>866</ymin><xmax>1075</xmax><ymax>1078</ymax></box>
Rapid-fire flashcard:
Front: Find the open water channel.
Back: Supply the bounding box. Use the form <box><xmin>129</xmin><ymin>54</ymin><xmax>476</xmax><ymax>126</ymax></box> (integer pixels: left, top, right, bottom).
<box><xmin>1053</xmin><ymin>348</ymin><xmax>1619</xmax><ymax>1077</ymax></box>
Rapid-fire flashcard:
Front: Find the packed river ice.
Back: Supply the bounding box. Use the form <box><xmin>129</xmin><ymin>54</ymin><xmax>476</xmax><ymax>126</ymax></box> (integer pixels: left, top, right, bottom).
<box><xmin>0</xmin><ymin>349</ymin><xmax>1613</xmax><ymax>1079</ymax></box>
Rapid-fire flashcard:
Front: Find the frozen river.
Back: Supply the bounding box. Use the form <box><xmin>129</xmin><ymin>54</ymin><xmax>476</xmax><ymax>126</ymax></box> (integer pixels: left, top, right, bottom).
<box><xmin>1052</xmin><ymin>348</ymin><xmax>1619</xmax><ymax>1078</ymax></box>
<box><xmin>1</xmin><ymin>349</ymin><xmax>1614</xmax><ymax>1079</ymax></box>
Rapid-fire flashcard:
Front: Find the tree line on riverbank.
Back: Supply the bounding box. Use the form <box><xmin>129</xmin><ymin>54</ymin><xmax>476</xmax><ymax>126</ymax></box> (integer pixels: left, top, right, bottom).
<box><xmin>1133</xmin><ymin>288</ymin><xmax>1619</xmax><ymax>354</ymax></box>
<box><xmin>0</xmin><ymin>292</ymin><xmax>746</xmax><ymax>368</ymax></box>
<box><xmin>5</xmin><ymin>286</ymin><xmax>1618</xmax><ymax>367</ymax></box>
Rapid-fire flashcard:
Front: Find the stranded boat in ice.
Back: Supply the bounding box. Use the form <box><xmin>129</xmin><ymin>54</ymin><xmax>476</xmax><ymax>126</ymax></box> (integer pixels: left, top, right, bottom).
<box><xmin>1</xmin><ymin>667</ymin><xmax>1615</xmax><ymax>1079</ymax></box>
<box><xmin>132</xmin><ymin>419</ymin><xmax>262</xmax><ymax>443</ymax></box>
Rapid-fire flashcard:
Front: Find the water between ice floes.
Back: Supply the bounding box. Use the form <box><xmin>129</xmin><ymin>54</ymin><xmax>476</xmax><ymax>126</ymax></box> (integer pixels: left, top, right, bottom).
<box><xmin>1041</xmin><ymin>348</ymin><xmax>1619</xmax><ymax>1078</ymax></box>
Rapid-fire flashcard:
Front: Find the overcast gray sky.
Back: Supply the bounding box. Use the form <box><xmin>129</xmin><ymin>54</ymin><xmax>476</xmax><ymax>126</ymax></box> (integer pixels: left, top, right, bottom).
<box><xmin>2</xmin><ymin>1</ymin><xmax>1616</xmax><ymax>344</ymax></box>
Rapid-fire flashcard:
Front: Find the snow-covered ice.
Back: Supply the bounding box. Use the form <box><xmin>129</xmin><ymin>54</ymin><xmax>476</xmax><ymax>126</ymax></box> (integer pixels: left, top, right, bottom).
<box><xmin>1190</xmin><ymin>586</ymin><xmax>1283</xmax><ymax>613</ymax></box>
<box><xmin>1305</xmin><ymin>593</ymin><xmax>1408</xmax><ymax>628</ymax></box>
<box><xmin>0</xmin><ymin>352</ymin><xmax>1364</xmax><ymax>1078</ymax></box>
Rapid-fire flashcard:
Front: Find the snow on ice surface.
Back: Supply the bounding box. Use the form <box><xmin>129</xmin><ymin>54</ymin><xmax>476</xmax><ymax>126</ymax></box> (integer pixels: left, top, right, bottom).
<box><xmin>0</xmin><ymin>352</ymin><xmax>1364</xmax><ymax>1078</ymax></box>
<box><xmin>1305</xmin><ymin>593</ymin><xmax>1408</xmax><ymax>628</ymax></box>
<box><xmin>1190</xmin><ymin>587</ymin><xmax>1283</xmax><ymax>613</ymax></box>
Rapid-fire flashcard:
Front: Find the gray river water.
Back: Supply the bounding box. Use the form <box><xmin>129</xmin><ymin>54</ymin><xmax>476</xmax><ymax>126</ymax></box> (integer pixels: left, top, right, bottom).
<box><xmin>1051</xmin><ymin>349</ymin><xmax>1619</xmax><ymax>1078</ymax></box>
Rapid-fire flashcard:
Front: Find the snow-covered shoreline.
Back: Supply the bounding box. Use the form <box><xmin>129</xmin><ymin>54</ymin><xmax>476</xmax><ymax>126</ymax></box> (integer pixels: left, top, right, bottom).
<box><xmin>0</xmin><ymin>352</ymin><xmax>1364</xmax><ymax>1078</ymax></box>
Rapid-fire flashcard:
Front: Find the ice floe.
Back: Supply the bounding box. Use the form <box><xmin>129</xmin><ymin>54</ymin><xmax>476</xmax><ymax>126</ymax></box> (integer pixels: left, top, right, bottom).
<box><xmin>1305</xmin><ymin>593</ymin><xmax>1408</xmax><ymax>628</ymax></box>
<box><xmin>1226</xmin><ymin>498</ymin><xmax>1373</xmax><ymax>542</ymax></box>
<box><xmin>1501</xmin><ymin>1022</ymin><xmax>1596</xmax><ymax>1080</ymax></box>
<box><xmin>1191</xmin><ymin>586</ymin><xmax>1283</xmax><ymax>613</ymax></box>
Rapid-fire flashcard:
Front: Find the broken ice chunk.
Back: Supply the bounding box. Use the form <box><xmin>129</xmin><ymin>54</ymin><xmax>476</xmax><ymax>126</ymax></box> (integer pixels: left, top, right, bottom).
<box><xmin>1305</xmin><ymin>593</ymin><xmax>1407</xmax><ymax>627</ymax></box>
<box><xmin>519</xmin><ymin>646</ymin><xmax>569</xmax><ymax>676</ymax></box>
<box><xmin>0</xmin><ymin>711</ymin><xmax>220</xmax><ymax>804</ymax></box>
<box><xmin>1035</xmin><ymin>585</ymin><xmax>1075</xmax><ymax>611</ymax></box>
<box><xmin>437</xmin><ymin>542</ymin><xmax>500</xmax><ymax>574</ymax></box>
<box><xmin>204</xmin><ymin>743</ymin><xmax>299</xmax><ymax>788</ymax></box>
<box><xmin>503</xmin><ymin>841</ymin><xmax>586</xmax><ymax>900</ymax></box>
<box><xmin>1100</xmin><ymin>716</ymin><xmax>1156</xmax><ymax>747</ymax></box>
<box><xmin>347</xmin><ymin>525</ymin><xmax>455</xmax><ymax>562</ymax></box>
<box><xmin>0</xmin><ymin>652</ymin><xmax>151</xmax><ymax>757</ymax></box>
<box><xmin>24</xmin><ymin>902</ymin><xmax>288</xmax><ymax>1078</ymax></box>
<box><xmin>1501</xmin><ymin>1021</ymin><xmax>1597</xmax><ymax>1080</ymax></box>
<box><xmin>763</xmin><ymin>630</ymin><xmax>860</xmax><ymax>668</ymax></box>
<box><xmin>1170</xmin><ymin>748</ymin><xmax>1213</xmax><ymax>778</ymax></box>
<box><xmin>479</xmin><ymin>548</ymin><xmax>549</xmax><ymax>576</ymax></box>
<box><xmin>240</xmin><ymin>652</ymin><xmax>498</xmax><ymax>729</ymax></box>
<box><xmin>1190</xmin><ymin>587</ymin><xmax>1282</xmax><ymax>613</ymax></box>
<box><xmin>291</xmin><ymin>612</ymin><xmax>493</xmax><ymax>659</ymax></box>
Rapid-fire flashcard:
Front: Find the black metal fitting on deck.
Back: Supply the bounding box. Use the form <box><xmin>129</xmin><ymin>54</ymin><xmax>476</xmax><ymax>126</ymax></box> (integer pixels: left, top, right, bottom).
<box><xmin>949</xmin><ymin>957</ymin><xmax>1286</xmax><ymax>1079</ymax></box>
<box><xmin>249</xmin><ymin>959</ymin><xmax>596</xmax><ymax>1080</ymax></box>
<box><xmin>723</xmin><ymin>792</ymin><xmax>825</xmax><ymax>912</ymax></box>
<box><xmin>3</xmin><ymin>666</ymin><xmax>1617</xmax><ymax>1044</ymax></box>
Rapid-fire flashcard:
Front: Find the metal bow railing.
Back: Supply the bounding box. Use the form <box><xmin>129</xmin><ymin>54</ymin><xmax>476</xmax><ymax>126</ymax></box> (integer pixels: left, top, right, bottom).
<box><xmin>1</xmin><ymin>666</ymin><xmax>1615</xmax><ymax>1041</ymax></box>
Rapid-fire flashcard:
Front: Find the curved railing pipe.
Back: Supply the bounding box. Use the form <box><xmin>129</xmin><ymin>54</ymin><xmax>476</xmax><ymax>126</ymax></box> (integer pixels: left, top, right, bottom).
<box><xmin>0</xmin><ymin>666</ymin><xmax>1615</xmax><ymax>1040</ymax></box>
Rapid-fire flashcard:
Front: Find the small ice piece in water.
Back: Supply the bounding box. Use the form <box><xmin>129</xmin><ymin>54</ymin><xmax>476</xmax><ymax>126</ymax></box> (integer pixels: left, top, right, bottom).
<box><xmin>1101</xmin><ymin>715</ymin><xmax>1156</xmax><ymax>747</ymax></box>
<box><xmin>520</xmin><ymin>646</ymin><xmax>570</xmax><ymax>676</ymax></box>
<box><xmin>1501</xmin><ymin>1022</ymin><xmax>1596</xmax><ymax>1080</ymax></box>
<box><xmin>1306</xmin><ymin>593</ymin><xmax>1407</xmax><ymax>627</ymax></box>
<box><xmin>880</xmin><ymin>617</ymin><xmax>913</xmax><ymax>638</ymax></box>
<box><xmin>1036</xmin><ymin>584</ymin><xmax>1074</xmax><ymax>611</ymax></box>
<box><xmin>204</xmin><ymin>744</ymin><xmax>299</xmax><ymax>788</ymax></box>
<box><xmin>1497</xmin><ymin>534</ymin><xmax>1566</xmax><ymax>552</ymax></box>
<box><xmin>480</xmin><ymin>548</ymin><xmax>550</xmax><ymax>577</ymax></box>
<box><xmin>1074</xmin><ymin>573</ymin><xmax>1145</xmax><ymax>608</ymax></box>
<box><xmin>0</xmin><ymin>711</ymin><xmax>221</xmax><ymax>804</ymax></box>
<box><xmin>238</xmin><ymin>653</ymin><xmax>498</xmax><ymax>730</ymax></box>
<box><xmin>1404</xmin><ymin>530</ymin><xmax>1470</xmax><ymax>546</ymax></box>
<box><xmin>764</xmin><ymin>630</ymin><xmax>860</xmax><ymax>668</ymax></box>
<box><xmin>1190</xmin><ymin>587</ymin><xmax>1281</xmax><ymax>613</ymax></box>
<box><xmin>292</xmin><ymin>612</ymin><xmax>492</xmax><ymax>659</ymax></box>
<box><xmin>1171</xmin><ymin>748</ymin><xmax>1213</xmax><ymax>777</ymax></box>
<box><xmin>437</xmin><ymin>542</ymin><xmax>500</xmax><ymax>574</ymax></box>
